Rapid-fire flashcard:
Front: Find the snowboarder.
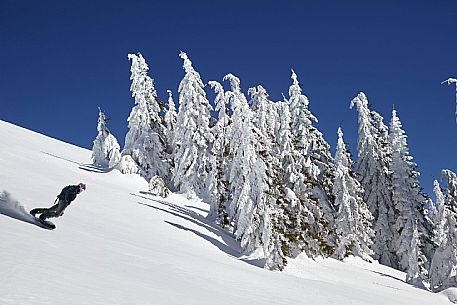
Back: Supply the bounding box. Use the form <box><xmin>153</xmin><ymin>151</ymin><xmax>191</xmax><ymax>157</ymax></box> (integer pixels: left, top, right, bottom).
<box><xmin>30</xmin><ymin>183</ymin><xmax>86</xmax><ymax>221</ymax></box>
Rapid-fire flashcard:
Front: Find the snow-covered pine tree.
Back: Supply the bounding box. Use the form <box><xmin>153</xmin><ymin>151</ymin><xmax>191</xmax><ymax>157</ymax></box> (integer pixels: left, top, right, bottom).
<box><xmin>224</xmin><ymin>78</ymin><xmax>260</xmax><ymax>242</ymax></box>
<box><xmin>269</xmin><ymin>100</ymin><xmax>301</xmax><ymax>263</ymax></box>
<box><xmin>276</xmin><ymin>101</ymin><xmax>294</xmax><ymax>172</ymax></box>
<box><xmin>172</xmin><ymin>52</ymin><xmax>215</xmax><ymax>198</ymax></box>
<box><xmin>432</xmin><ymin>180</ymin><xmax>446</xmax><ymax>246</ymax></box>
<box><xmin>238</xmin><ymin>153</ymin><xmax>288</xmax><ymax>271</ymax></box>
<box><xmin>249</xmin><ymin>84</ymin><xmax>293</xmax><ymax>270</ymax></box>
<box><xmin>164</xmin><ymin>90</ymin><xmax>177</xmax><ymax>155</ymax></box>
<box><xmin>92</xmin><ymin>107</ymin><xmax>121</xmax><ymax>168</ymax></box>
<box><xmin>122</xmin><ymin>53</ymin><xmax>169</xmax><ymax>181</ymax></box>
<box><xmin>290</xmin><ymin>71</ymin><xmax>334</xmax><ymax>199</ymax></box>
<box><xmin>371</xmin><ymin>110</ymin><xmax>398</xmax><ymax>254</ymax></box>
<box><xmin>350</xmin><ymin>92</ymin><xmax>395</xmax><ymax>267</ymax></box>
<box><xmin>207</xmin><ymin>80</ymin><xmax>231</xmax><ymax>225</ymax></box>
<box><xmin>430</xmin><ymin>170</ymin><xmax>457</xmax><ymax>292</ymax></box>
<box><xmin>333</xmin><ymin>127</ymin><xmax>374</xmax><ymax>261</ymax></box>
<box><xmin>389</xmin><ymin>109</ymin><xmax>429</xmax><ymax>281</ymax></box>
<box><xmin>285</xmin><ymin>70</ymin><xmax>335</xmax><ymax>258</ymax></box>
<box><xmin>224</xmin><ymin>73</ymin><xmax>253</xmax><ymax>221</ymax></box>
<box><xmin>235</xmin><ymin>158</ymin><xmax>272</xmax><ymax>256</ymax></box>
<box><xmin>248</xmin><ymin>85</ymin><xmax>277</xmax><ymax>144</ymax></box>
<box><xmin>406</xmin><ymin>221</ymin><xmax>424</xmax><ymax>287</ymax></box>
<box><xmin>220</xmin><ymin>74</ymin><xmax>286</xmax><ymax>269</ymax></box>
<box><xmin>423</xmin><ymin>196</ymin><xmax>439</xmax><ymax>259</ymax></box>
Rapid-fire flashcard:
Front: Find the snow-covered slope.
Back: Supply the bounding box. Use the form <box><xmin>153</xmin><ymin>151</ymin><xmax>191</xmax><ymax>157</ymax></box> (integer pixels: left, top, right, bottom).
<box><xmin>0</xmin><ymin>119</ymin><xmax>452</xmax><ymax>305</ymax></box>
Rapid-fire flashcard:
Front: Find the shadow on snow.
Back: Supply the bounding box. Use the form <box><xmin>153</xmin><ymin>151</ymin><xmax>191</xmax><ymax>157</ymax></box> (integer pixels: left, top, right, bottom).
<box><xmin>41</xmin><ymin>151</ymin><xmax>110</xmax><ymax>174</ymax></box>
<box><xmin>41</xmin><ymin>151</ymin><xmax>81</xmax><ymax>165</ymax></box>
<box><xmin>78</xmin><ymin>164</ymin><xmax>112</xmax><ymax>174</ymax></box>
<box><xmin>131</xmin><ymin>193</ymin><xmax>267</xmax><ymax>267</ymax></box>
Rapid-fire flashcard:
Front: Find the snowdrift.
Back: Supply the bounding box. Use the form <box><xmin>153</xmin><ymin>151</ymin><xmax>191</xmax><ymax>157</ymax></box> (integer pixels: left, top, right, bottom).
<box><xmin>0</xmin><ymin>119</ymin><xmax>452</xmax><ymax>305</ymax></box>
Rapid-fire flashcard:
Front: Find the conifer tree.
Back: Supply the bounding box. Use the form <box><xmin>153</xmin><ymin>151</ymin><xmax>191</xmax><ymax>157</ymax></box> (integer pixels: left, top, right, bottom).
<box><xmin>350</xmin><ymin>92</ymin><xmax>395</xmax><ymax>266</ymax></box>
<box><xmin>430</xmin><ymin>170</ymin><xmax>457</xmax><ymax>292</ymax></box>
<box><xmin>248</xmin><ymin>85</ymin><xmax>277</xmax><ymax>144</ymax></box>
<box><xmin>173</xmin><ymin>52</ymin><xmax>214</xmax><ymax>198</ymax></box>
<box><xmin>273</xmin><ymin>101</ymin><xmax>291</xmax><ymax>154</ymax></box>
<box><xmin>432</xmin><ymin>180</ymin><xmax>446</xmax><ymax>246</ymax></box>
<box><xmin>250</xmin><ymin>85</ymin><xmax>291</xmax><ymax>270</ymax></box>
<box><xmin>389</xmin><ymin>109</ymin><xmax>429</xmax><ymax>279</ymax></box>
<box><xmin>235</xmin><ymin>158</ymin><xmax>272</xmax><ymax>255</ymax></box>
<box><xmin>276</xmin><ymin>101</ymin><xmax>293</xmax><ymax>170</ymax></box>
<box><xmin>92</xmin><ymin>107</ymin><xmax>121</xmax><ymax>168</ymax></box>
<box><xmin>224</xmin><ymin>74</ymin><xmax>257</xmax><ymax>225</ymax></box>
<box><xmin>269</xmin><ymin>100</ymin><xmax>302</xmax><ymax>262</ymax></box>
<box><xmin>123</xmin><ymin>53</ymin><xmax>168</xmax><ymax>180</ymax></box>
<box><xmin>371</xmin><ymin>110</ymin><xmax>397</xmax><ymax>247</ymax></box>
<box><xmin>333</xmin><ymin>127</ymin><xmax>374</xmax><ymax>261</ymax></box>
<box><xmin>220</xmin><ymin>75</ymin><xmax>286</xmax><ymax>269</ymax></box>
<box><xmin>239</xmin><ymin>155</ymin><xmax>288</xmax><ymax>271</ymax></box>
<box><xmin>207</xmin><ymin>80</ymin><xmax>230</xmax><ymax>225</ymax></box>
<box><xmin>227</xmin><ymin>100</ymin><xmax>264</xmax><ymax>253</ymax></box>
<box><xmin>289</xmin><ymin>71</ymin><xmax>334</xmax><ymax>193</ymax></box>
<box><xmin>406</xmin><ymin>222</ymin><xmax>424</xmax><ymax>287</ymax></box>
<box><xmin>285</xmin><ymin>70</ymin><xmax>335</xmax><ymax>258</ymax></box>
<box><xmin>164</xmin><ymin>90</ymin><xmax>177</xmax><ymax>155</ymax></box>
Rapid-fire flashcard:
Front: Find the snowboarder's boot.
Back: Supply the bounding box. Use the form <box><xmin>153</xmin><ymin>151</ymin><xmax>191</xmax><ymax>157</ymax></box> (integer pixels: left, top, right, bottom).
<box><xmin>30</xmin><ymin>208</ymin><xmax>39</xmax><ymax>217</ymax></box>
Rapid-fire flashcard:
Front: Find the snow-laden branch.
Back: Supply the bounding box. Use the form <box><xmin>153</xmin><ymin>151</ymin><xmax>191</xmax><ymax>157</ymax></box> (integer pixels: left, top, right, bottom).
<box><xmin>442</xmin><ymin>78</ymin><xmax>457</xmax><ymax>123</ymax></box>
<box><xmin>441</xmin><ymin>78</ymin><xmax>457</xmax><ymax>85</ymax></box>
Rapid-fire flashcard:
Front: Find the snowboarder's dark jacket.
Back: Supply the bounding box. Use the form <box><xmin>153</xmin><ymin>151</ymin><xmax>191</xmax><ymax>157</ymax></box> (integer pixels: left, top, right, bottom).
<box><xmin>57</xmin><ymin>185</ymin><xmax>81</xmax><ymax>204</ymax></box>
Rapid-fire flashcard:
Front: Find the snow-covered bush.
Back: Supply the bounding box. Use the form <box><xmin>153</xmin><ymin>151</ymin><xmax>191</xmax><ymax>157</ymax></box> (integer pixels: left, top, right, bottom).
<box><xmin>116</xmin><ymin>155</ymin><xmax>140</xmax><ymax>175</ymax></box>
<box><xmin>149</xmin><ymin>176</ymin><xmax>170</xmax><ymax>198</ymax></box>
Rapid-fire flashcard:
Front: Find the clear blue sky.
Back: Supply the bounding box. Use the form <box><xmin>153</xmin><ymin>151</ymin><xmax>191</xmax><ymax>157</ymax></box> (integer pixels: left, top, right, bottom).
<box><xmin>1</xmin><ymin>0</ymin><xmax>456</xmax><ymax>195</ymax></box>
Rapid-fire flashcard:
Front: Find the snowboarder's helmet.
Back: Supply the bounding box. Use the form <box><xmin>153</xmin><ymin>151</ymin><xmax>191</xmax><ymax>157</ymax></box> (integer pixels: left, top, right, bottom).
<box><xmin>79</xmin><ymin>183</ymin><xmax>86</xmax><ymax>192</ymax></box>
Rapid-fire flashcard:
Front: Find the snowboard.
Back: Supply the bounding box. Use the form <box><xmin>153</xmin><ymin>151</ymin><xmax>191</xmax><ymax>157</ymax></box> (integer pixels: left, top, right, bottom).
<box><xmin>30</xmin><ymin>213</ymin><xmax>56</xmax><ymax>230</ymax></box>
<box><xmin>34</xmin><ymin>217</ymin><xmax>56</xmax><ymax>230</ymax></box>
